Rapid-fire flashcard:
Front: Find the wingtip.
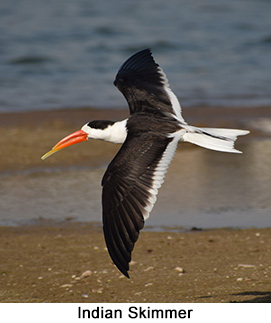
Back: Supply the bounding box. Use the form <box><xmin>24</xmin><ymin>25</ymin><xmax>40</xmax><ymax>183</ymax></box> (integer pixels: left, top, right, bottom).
<box><xmin>144</xmin><ymin>47</ymin><xmax>152</xmax><ymax>55</ymax></box>
<box><xmin>114</xmin><ymin>264</ymin><xmax>130</xmax><ymax>278</ymax></box>
<box><xmin>123</xmin><ymin>271</ymin><xmax>130</xmax><ymax>279</ymax></box>
<box><xmin>117</xmin><ymin>264</ymin><xmax>130</xmax><ymax>278</ymax></box>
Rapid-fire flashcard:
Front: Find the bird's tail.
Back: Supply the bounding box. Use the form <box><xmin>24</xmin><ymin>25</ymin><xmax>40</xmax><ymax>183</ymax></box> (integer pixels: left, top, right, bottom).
<box><xmin>182</xmin><ymin>126</ymin><xmax>250</xmax><ymax>153</ymax></box>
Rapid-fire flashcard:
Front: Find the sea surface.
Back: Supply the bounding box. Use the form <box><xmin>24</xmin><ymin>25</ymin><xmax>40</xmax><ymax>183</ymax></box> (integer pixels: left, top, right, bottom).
<box><xmin>1</xmin><ymin>0</ymin><xmax>271</xmax><ymax>112</ymax></box>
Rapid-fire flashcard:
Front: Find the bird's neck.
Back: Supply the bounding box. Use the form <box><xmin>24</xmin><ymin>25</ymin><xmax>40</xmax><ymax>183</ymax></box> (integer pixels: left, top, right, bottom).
<box><xmin>100</xmin><ymin>119</ymin><xmax>128</xmax><ymax>144</ymax></box>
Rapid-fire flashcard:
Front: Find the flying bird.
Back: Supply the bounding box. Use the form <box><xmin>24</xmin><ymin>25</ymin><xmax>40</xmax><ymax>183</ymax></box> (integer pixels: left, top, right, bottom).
<box><xmin>42</xmin><ymin>49</ymin><xmax>249</xmax><ymax>278</ymax></box>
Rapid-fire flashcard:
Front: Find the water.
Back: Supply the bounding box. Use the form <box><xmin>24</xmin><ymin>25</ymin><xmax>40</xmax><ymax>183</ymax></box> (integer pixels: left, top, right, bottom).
<box><xmin>0</xmin><ymin>0</ymin><xmax>271</xmax><ymax>112</ymax></box>
<box><xmin>1</xmin><ymin>140</ymin><xmax>270</xmax><ymax>229</ymax></box>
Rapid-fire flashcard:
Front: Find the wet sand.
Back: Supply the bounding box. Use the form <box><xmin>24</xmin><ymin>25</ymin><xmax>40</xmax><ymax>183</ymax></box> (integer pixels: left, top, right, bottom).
<box><xmin>1</xmin><ymin>105</ymin><xmax>271</xmax><ymax>302</ymax></box>
<box><xmin>1</xmin><ymin>105</ymin><xmax>270</xmax><ymax>173</ymax></box>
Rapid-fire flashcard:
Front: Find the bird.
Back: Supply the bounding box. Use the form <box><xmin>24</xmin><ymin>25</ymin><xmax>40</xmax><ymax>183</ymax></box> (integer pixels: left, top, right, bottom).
<box><xmin>41</xmin><ymin>49</ymin><xmax>249</xmax><ymax>278</ymax></box>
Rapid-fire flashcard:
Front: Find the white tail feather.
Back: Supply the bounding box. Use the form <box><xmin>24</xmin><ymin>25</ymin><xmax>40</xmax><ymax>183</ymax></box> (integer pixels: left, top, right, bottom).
<box><xmin>182</xmin><ymin>126</ymin><xmax>250</xmax><ymax>153</ymax></box>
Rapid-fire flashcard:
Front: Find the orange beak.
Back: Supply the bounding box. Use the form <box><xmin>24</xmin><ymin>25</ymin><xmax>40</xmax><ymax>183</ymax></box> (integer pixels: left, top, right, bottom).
<box><xmin>41</xmin><ymin>129</ymin><xmax>88</xmax><ymax>160</ymax></box>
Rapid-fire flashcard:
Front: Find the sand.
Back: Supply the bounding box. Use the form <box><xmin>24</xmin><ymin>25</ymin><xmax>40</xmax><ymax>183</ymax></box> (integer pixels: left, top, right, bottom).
<box><xmin>1</xmin><ymin>105</ymin><xmax>271</xmax><ymax>303</ymax></box>
<box><xmin>1</xmin><ymin>223</ymin><xmax>271</xmax><ymax>303</ymax></box>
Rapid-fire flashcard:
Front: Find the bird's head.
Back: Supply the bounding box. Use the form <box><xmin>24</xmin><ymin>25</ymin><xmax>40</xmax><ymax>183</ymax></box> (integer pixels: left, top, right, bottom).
<box><xmin>41</xmin><ymin>119</ymin><xmax>127</xmax><ymax>160</ymax></box>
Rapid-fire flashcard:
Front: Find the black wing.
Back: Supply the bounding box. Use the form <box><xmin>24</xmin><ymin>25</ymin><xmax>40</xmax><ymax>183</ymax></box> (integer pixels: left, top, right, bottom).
<box><xmin>101</xmin><ymin>131</ymin><xmax>178</xmax><ymax>277</ymax></box>
<box><xmin>114</xmin><ymin>49</ymin><xmax>184</xmax><ymax>122</ymax></box>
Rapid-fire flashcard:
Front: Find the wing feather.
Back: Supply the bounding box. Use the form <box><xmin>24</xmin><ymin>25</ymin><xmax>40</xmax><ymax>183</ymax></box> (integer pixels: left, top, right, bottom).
<box><xmin>114</xmin><ymin>49</ymin><xmax>185</xmax><ymax>123</ymax></box>
<box><xmin>102</xmin><ymin>132</ymin><xmax>179</xmax><ymax>277</ymax></box>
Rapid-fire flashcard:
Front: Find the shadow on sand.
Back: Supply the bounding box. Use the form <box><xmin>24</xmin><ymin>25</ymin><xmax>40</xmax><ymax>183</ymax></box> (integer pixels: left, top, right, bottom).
<box><xmin>231</xmin><ymin>291</ymin><xmax>271</xmax><ymax>303</ymax></box>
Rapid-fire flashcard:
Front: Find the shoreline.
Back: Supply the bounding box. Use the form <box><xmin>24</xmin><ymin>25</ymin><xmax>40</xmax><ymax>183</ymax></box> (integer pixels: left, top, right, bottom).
<box><xmin>1</xmin><ymin>104</ymin><xmax>271</xmax><ymax>128</ymax></box>
<box><xmin>1</xmin><ymin>104</ymin><xmax>270</xmax><ymax>174</ymax></box>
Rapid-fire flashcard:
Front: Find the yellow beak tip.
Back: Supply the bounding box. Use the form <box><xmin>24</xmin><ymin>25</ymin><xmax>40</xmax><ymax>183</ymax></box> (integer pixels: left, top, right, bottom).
<box><xmin>41</xmin><ymin>149</ymin><xmax>57</xmax><ymax>160</ymax></box>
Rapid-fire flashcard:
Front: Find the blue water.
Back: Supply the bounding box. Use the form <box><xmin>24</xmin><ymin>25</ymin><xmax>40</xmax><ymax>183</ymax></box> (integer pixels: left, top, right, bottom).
<box><xmin>0</xmin><ymin>0</ymin><xmax>271</xmax><ymax>112</ymax></box>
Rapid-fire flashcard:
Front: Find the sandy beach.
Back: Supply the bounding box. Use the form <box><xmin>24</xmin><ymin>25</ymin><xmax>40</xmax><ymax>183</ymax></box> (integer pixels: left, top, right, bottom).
<box><xmin>1</xmin><ymin>223</ymin><xmax>271</xmax><ymax>303</ymax></box>
<box><xmin>1</xmin><ymin>105</ymin><xmax>271</xmax><ymax>302</ymax></box>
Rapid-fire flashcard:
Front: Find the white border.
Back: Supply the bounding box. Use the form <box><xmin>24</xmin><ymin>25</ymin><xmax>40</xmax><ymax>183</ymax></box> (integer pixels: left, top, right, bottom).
<box><xmin>1</xmin><ymin>303</ymin><xmax>269</xmax><ymax>323</ymax></box>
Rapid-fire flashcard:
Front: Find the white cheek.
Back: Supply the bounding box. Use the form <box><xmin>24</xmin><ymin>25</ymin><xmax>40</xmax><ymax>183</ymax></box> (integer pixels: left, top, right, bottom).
<box><xmin>81</xmin><ymin>124</ymin><xmax>112</xmax><ymax>141</ymax></box>
<box><xmin>81</xmin><ymin>123</ymin><xmax>91</xmax><ymax>135</ymax></box>
<box><xmin>93</xmin><ymin>128</ymin><xmax>109</xmax><ymax>140</ymax></box>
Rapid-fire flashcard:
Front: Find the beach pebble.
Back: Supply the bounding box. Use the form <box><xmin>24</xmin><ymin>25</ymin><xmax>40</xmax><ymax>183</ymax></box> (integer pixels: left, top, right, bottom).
<box><xmin>73</xmin><ymin>270</ymin><xmax>92</xmax><ymax>281</ymax></box>
<box><xmin>78</xmin><ymin>270</ymin><xmax>92</xmax><ymax>279</ymax></box>
<box><xmin>119</xmin><ymin>275</ymin><xmax>125</xmax><ymax>279</ymax></box>
<box><xmin>175</xmin><ymin>267</ymin><xmax>185</xmax><ymax>273</ymax></box>
<box><xmin>134</xmin><ymin>292</ymin><xmax>142</xmax><ymax>296</ymax></box>
<box><xmin>144</xmin><ymin>283</ymin><xmax>153</xmax><ymax>287</ymax></box>
<box><xmin>144</xmin><ymin>266</ymin><xmax>154</xmax><ymax>272</ymax></box>
<box><xmin>60</xmin><ymin>284</ymin><xmax>73</xmax><ymax>288</ymax></box>
<box><xmin>238</xmin><ymin>264</ymin><xmax>256</xmax><ymax>268</ymax></box>
<box><xmin>92</xmin><ymin>288</ymin><xmax>103</xmax><ymax>294</ymax></box>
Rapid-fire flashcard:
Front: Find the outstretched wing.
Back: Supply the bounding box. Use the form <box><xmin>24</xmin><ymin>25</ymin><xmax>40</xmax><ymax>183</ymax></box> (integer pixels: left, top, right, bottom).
<box><xmin>101</xmin><ymin>132</ymin><xmax>179</xmax><ymax>277</ymax></box>
<box><xmin>114</xmin><ymin>49</ymin><xmax>185</xmax><ymax>123</ymax></box>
